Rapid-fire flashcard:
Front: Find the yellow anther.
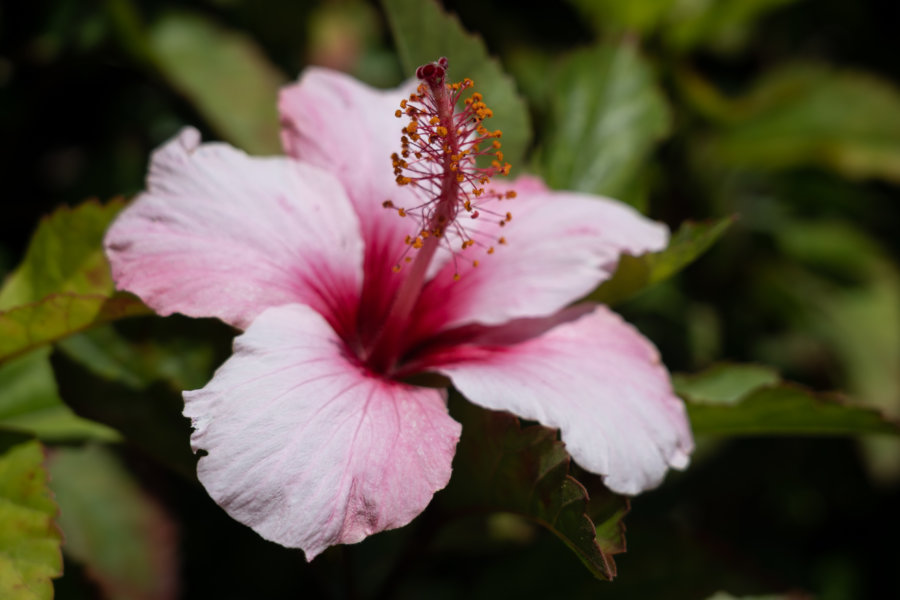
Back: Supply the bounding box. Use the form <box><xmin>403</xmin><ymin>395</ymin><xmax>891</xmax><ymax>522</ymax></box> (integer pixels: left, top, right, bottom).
<box><xmin>398</xmin><ymin>208</ymin><xmax>407</xmax><ymax>217</ymax></box>
<box><xmin>400</xmin><ymin>99</ymin><xmax>408</xmax><ymax>109</ymax></box>
<box><xmin>436</xmin><ymin>126</ymin><xmax>448</xmax><ymax>136</ymax></box>
<box><xmin>413</xmin><ymin>237</ymin><xmax>423</xmax><ymax>249</ymax></box>
<box><xmin>505</xmin><ymin>212</ymin><xmax>512</xmax><ymax>221</ymax></box>
<box><xmin>472</xmin><ymin>260</ymin><xmax>480</xmax><ymax>268</ymax></box>
<box><xmin>472</xmin><ymin>92</ymin><xmax>482</xmax><ymax>102</ymax></box>
<box><xmin>463</xmin><ymin>78</ymin><xmax>473</xmax><ymax>87</ymax></box>
<box><xmin>492</xmin><ymin>140</ymin><xmax>502</xmax><ymax>149</ymax></box>
<box><xmin>395</xmin><ymin>109</ymin><xmax>402</xmax><ymax>118</ymax></box>
<box><xmin>463</xmin><ymin>200</ymin><xmax>472</xmax><ymax>211</ymax></box>
<box><xmin>392</xmin><ymin>265</ymin><xmax>402</xmax><ymax>273</ymax></box>
<box><xmin>429</xmin><ymin>116</ymin><xmax>440</xmax><ymax>125</ymax></box>
<box><xmin>405</xmin><ymin>256</ymin><xmax>412</xmax><ymax>263</ymax></box>
<box><xmin>496</xmin><ymin>151</ymin><xmax>504</xmax><ymax>162</ymax></box>
<box><xmin>505</xmin><ymin>190</ymin><xmax>517</xmax><ymax>199</ymax></box>
<box><xmin>493</xmin><ymin>130</ymin><xmax>502</xmax><ymax>138</ymax></box>
<box><xmin>499</xmin><ymin>236</ymin><xmax>507</xmax><ymax>245</ymax></box>
<box><xmin>453</xmin><ymin>273</ymin><xmax>461</xmax><ymax>281</ymax></box>
<box><xmin>456</xmin><ymin>174</ymin><xmax>464</xmax><ymax>183</ymax></box>
<box><xmin>383</xmin><ymin>200</ymin><xmax>395</xmax><ymax>208</ymax></box>
<box><xmin>487</xmin><ymin>246</ymin><xmax>495</xmax><ymax>254</ymax></box>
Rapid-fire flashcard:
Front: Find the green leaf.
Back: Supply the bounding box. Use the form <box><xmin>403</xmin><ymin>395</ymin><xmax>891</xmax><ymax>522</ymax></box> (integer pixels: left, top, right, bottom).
<box><xmin>706</xmin><ymin>64</ymin><xmax>900</xmax><ymax>183</ymax></box>
<box><xmin>707</xmin><ymin>593</ymin><xmax>792</xmax><ymax>600</ymax></box>
<box><xmin>0</xmin><ymin>293</ymin><xmax>149</xmax><ymax>365</ymax></box>
<box><xmin>566</xmin><ymin>0</ymin><xmax>798</xmax><ymax>54</ymax></box>
<box><xmin>48</xmin><ymin>445</ymin><xmax>178</xmax><ymax>600</ymax></box>
<box><xmin>769</xmin><ymin>220</ymin><xmax>900</xmax><ymax>479</ymax></box>
<box><xmin>0</xmin><ymin>200</ymin><xmax>125</xmax><ymax>310</ymax></box>
<box><xmin>0</xmin><ymin>438</ymin><xmax>62</xmax><ymax>600</ymax></box>
<box><xmin>382</xmin><ymin>0</ymin><xmax>532</xmax><ymax>169</ymax></box>
<box><xmin>148</xmin><ymin>11</ymin><xmax>287</xmax><ymax>155</ymax></box>
<box><xmin>56</xmin><ymin>324</ymin><xmax>217</xmax><ymax>393</ymax></box>
<box><xmin>678</xmin><ymin>364</ymin><xmax>900</xmax><ymax>436</ymax></box>
<box><xmin>673</xmin><ymin>363</ymin><xmax>780</xmax><ymax>405</ymax></box>
<box><xmin>565</xmin><ymin>0</ymin><xmax>675</xmax><ymax>34</ymax></box>
<box><xmin>0</xmin><ymin>200</ymin><xmax>151</xmax><ymax>364</ymax></box>
<box><xmin>0</xmin><ymin>348</ymin><xmax>119</xmax><ymax>443</ymax></box>
<box><xmin>51</xmin><ymin>351</ymin><xmax>197</xmax><ymax>479</ymax></box>
<box><xmin>662</xmin><ymin>0</ymin><xmax>801</xmax><ymax>53</ymax></box>
<box><xmin>443</xmin><ymin>398</ymin><xmax>628</xmax><ymax>580</ymax></box>
<box><xmin>590</xmin><ymin>216</ymin><xmax>734</xmax><ymax>305</ymax></box>
<box><xmin>540</xmin><ymin>41</ymin><xmax>671</xmax><ymax>201</ymax></box>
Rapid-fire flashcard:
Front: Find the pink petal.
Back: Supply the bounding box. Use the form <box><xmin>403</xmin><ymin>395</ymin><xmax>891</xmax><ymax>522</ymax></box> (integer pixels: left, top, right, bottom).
<box><xmin>184</xmin><ymin>304</ymin><xmax>461</xmax><ymax>559</ymax></box>
<box><xmin>425</xmin><ymin>305</ymin><xmax>693</xmax><ymax>495</ymax></box>
<box><xmin>409</xmin><ymin>177</ymin><xmax>669</xmax><ymax>339</ymax></box>
<box><xmin>279</xmin><ymin>69</ymin><xmax>425</xmax><ymax>344</ymax></box>
<box><xmin>104</xmin><ymin>128</ymin><xmax>363</xmax><ymax>337</ymax></box>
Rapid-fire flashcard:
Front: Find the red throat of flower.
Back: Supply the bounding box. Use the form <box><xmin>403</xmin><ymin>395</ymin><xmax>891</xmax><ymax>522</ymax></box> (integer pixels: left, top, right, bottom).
<box><xmin>367</xmin><ymin>57</ymin><xmax>514</xmax><ymax>372</ymax></box>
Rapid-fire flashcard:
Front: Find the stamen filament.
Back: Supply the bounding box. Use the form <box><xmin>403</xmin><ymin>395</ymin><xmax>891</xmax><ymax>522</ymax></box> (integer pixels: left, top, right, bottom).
<box><xmin>366</xmin><ymin>57</ymin><xmax>514</xmax><ymax>373</ymax></box>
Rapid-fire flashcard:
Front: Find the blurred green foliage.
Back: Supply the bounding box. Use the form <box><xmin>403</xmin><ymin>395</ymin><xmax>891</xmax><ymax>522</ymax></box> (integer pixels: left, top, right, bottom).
<box><xmin>0</xmin><ymin>437</ymin><xmax>61</xmax><ymax>600</ymax></box>
<box><xmin>1</xmin><ymin>0</ymin><xmax>899</xmax><ymax>598</ymax></box>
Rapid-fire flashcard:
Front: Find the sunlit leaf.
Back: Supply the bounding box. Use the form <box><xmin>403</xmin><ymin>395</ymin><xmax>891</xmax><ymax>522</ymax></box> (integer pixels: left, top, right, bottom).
<box><xmin>590</xmin><ymin>217</ymin><xmax>734</xmax><ymax>305</ymax></box>
<box><xmin>0</xmin><ymin>200</ymin><xmax>151</xmax><ymax>364</ymax></box>
<box><xmin>540</xmin><ymin>41</ymin><xmax>671</xmax><ymax>202</ymax></box>
<box><xmin>0</xmin><ymin>348</ymin><xmax>119</xmax><ymax>443</ymax></box>
<box><xmin>443</xmin><ymin>398</ymin><xmax>628</xmax><ymax>580</ymax></box>
<box><xmin>48</xmin><ymin>445</ymin><xmax>178</xmax><ymax>600</ymax></box>
<box><xmin>383</xmin><ymin>0</ymin><xmax>532</xmax><ymax>169</ymax></box>
<box><xmin>149</xmin><ymin>11</ymin><xmax>287</xmax><ymax>155</ymax></box>
<box><xmin>678</xmin><ymin>364</ymin><xmax>900</xmax><ymax>436</ymax></box>
<box><xmin>705</xmin><ymin>65</ymin><xmax>900</xmax><ymax>183</ymax></box>
<box><xmin>0</xmin><ymin>200</ymin><xmax>125</xmax><ymax>310</ymax></box>
<box><xmin>0</xmin><ymin>438</ymin><xmax>62</xmax><ymax>600</ymax></box>
<box><xmin>0</xmin><ymin>293</ymin><xmax>149</xmax><ymax>365</ymax></box>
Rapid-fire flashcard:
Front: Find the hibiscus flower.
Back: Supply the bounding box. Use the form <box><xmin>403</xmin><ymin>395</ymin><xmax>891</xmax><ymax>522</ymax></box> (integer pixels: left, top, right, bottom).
<box><xmin>104</xmin><ymin>59</ymin><xmax>693</xmax><ymax>560</ymax></box>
